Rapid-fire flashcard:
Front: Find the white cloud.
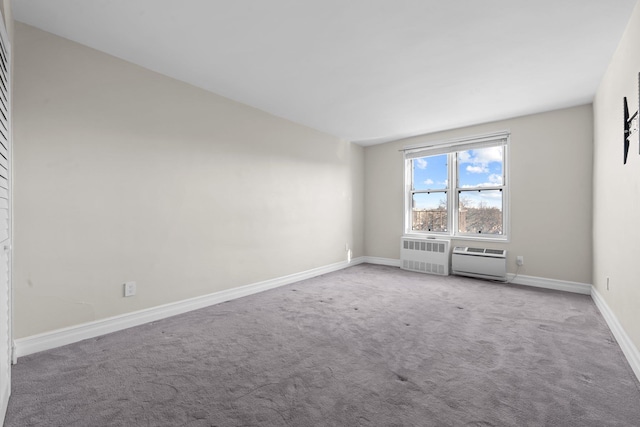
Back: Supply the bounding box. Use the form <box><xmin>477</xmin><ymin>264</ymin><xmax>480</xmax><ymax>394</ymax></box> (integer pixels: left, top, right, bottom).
<box><xmin>474</xmin><ymin>147</ymin><xmax>502</xmax><ymax>164</ymax></box>
<box><xmin>415</xmin><ymin>158</ymin><xmax>427</xmax><ymax>169</ymax></box>
<box><xmin>460</xmin><ymin>174</ymin><xmax>502</xmax><ymax>189</ymax></box>
<box><xmin>461</xmin><ymin>183</ymin><xmax>501</xmax><ymax>189</ymax></box>
<box><xmin>424</xmin><ymin>179</ymin><xmax>434</xmax><ymax>185</ymax></box>
<box><xmin>458</xmin><ymin>151</ymin><xmax>471</xmax><ymax>163</ymax></box>
<box><xmin>466</xmin><ymin>165</ymin><xmax>488</xmax><ymax>174</ymax></box>
<box><xmin>460</xmin><ymin>147</ymin><xmax>502</xmax><ymax>174</ymax></box>
<box><xmin>488</xmin><ymin>174</ymin><xmax>503</xmax><ymax>185</ymax></box>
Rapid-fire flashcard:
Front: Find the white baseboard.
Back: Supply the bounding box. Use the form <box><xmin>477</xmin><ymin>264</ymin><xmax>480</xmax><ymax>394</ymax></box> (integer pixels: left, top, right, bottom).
<box><xmin>508</xmin><ymin>274</ymin><xmax>592</xmax><ymax>295</ymax></box>
<box><xmin>0</xmin><ymin>391</ymin><xmax>8</xmax><ymax>427</ymax></box>
<box><xmin>591</xmin><ymin>288</ymin><xmax>640</xmax><ymax>383</ymax></box>
<box><xmin>362</xmin><ymin>256</ymin><xmax>401</xmax><ymax>267</ymax></box>
<box><xmin>13</xmin><ymin>257</ymin><xmax>367</xmax><ymax>361</ymax></box>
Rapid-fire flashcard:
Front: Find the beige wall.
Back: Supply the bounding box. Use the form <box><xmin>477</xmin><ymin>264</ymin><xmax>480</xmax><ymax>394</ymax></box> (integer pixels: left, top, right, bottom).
<box><xmin>364</xmin><ymin>105</ymin><xmax>594</xmax><ymax>283</ymax></box>
<box><xmin>593</xmin><ymin>1</ymin><xmax>640</xmax><ymax>353</ymax></box>
<box><xmin>13</xmin><ymin>23</ymin><xmax>364</xmax><ymax>338</ymax></box>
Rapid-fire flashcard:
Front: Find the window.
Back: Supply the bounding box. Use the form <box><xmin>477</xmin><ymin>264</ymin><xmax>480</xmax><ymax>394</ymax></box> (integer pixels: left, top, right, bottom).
<box><xmin>404</xmin><ymin>132</ymin><xmax>508</xmax><ymax>240</ymax></box>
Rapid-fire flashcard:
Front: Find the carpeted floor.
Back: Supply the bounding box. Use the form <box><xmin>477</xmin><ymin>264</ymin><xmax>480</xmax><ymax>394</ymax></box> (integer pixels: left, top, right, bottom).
<box><xmin>5</xmin><ymin>264</ymin><xmax>640</xmax><ymax>426</ymax></box>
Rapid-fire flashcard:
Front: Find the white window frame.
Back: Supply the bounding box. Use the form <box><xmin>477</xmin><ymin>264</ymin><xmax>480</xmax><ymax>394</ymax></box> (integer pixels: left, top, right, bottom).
<box><xmin>403</xmin><ymin>131</ymin><xmax>510</xmax><ymax>241</ymax></box>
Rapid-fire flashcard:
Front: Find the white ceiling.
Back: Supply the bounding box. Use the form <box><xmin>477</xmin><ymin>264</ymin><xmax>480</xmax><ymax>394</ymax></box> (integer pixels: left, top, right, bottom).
<box><xmin>12</xmin><ymin>0</ymin><xmax>639</xmax><ymax>145</ymax></box>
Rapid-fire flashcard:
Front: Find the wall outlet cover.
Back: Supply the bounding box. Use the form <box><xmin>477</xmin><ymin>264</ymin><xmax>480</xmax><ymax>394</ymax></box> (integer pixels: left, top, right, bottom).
<box><xmin>124</xmin><ymin>281</ymin><xmax>137</xmax><ymax>297</ymax></box>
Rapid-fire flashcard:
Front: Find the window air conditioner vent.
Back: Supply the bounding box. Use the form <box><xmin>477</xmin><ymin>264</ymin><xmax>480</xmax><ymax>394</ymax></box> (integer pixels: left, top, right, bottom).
<box><xmin>452</xmin><ymin>247</ymin><xmax>507</xmax><ymax>280</ymax></box>
<box><xmin>485</xmin><ymin>249</ymin><xmax>506</xmax><ymax>255</ymax></box>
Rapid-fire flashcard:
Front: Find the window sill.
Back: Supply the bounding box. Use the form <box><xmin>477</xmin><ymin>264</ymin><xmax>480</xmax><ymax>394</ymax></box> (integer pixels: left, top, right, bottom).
<box><xmin>404</xmin><ymin>232</ymin><xmax>509</xmax><ymax>243</ymax></box>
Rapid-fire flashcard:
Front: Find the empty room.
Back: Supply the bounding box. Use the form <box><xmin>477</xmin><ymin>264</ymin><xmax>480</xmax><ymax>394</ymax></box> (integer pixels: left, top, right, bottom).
<box><xmin>2</xmin><ymin>0</ymin><xmax>640</xmax><ymax>425</ymax></box>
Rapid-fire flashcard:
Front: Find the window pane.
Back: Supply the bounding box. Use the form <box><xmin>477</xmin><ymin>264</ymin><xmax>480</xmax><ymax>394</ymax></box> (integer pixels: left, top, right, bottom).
<box><xmin>413</xmin><ymin>154</ymin><xmax>448</xmax><ymax>190</ymax></box>
<box><xmin>458</xmin><ymin>146</ymin><xmax>503</xmax><ymax>188</ymax></box>
<box><xmin>412</xmin><ymin>192</ymin><xmax>448</xmax><ymax>232</ymax></box>
<box><xmin>458</xmin><ymin>190</ymin><xmax>503</xmax><ymax>234</ymax></box>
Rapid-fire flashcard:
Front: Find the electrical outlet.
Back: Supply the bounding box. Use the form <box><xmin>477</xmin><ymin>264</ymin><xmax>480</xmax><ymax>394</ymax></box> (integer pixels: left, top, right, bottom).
<box><xmin>123</xmin><ymin>281</ymin><xmax>137</xmax><ymax>297</ymax></box>
<box><xmin>516</xmin><ymin>256</ymin><xmax>524</xmax><ymax>266</ymax></box>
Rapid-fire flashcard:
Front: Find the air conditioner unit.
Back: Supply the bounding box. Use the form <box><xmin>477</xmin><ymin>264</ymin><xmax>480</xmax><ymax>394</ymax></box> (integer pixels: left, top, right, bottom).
<box><xmin>400</xmin><ymin>237</ymin><xmax>449</xmax><ymax>276</ymax></box>
<box><xmin>452</xmin><ymin>247</ymin><xmax>506</xmax><ymax>281</ymax></box>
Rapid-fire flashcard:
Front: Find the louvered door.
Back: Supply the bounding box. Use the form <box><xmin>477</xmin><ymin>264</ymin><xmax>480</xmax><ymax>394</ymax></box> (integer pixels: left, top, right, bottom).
<box><xmin>0</xmin><ymin>12</ymin><xmax>10</xmax><ymax>425</ymax></box>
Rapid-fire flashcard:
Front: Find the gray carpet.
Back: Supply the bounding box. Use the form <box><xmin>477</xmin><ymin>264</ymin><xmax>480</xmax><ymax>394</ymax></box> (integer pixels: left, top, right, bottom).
<box><xmin>5</xmin><ymin>264</ymin><xmax>640</xmax><ymax>426</ymax></box>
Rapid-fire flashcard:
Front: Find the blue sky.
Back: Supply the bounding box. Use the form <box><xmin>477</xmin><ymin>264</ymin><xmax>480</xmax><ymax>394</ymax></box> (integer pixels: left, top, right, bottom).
<box><xmin>413</xmin><ymin>147</ymin><xmax>503</xmax><ymax>209</ymax></box>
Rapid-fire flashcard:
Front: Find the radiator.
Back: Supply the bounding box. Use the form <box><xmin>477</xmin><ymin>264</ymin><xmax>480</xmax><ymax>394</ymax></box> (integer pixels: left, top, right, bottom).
<box><xmin>451</xmin><ymin>247</ymin><xmax>506</xmax><ymax>280</ymax></box>
<box><xmin>400</xmin><ymin>237</ymin><xmax>450</xmax><ymax>276</ymax></box>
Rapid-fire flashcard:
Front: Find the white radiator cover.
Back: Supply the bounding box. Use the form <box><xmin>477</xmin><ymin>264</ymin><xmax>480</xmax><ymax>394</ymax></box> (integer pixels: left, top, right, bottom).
<box><xmin>452</xmin><ymin>247</ymin><xmax>507</xmax><ymax>280</ymax></box>
<box><xmin>400</xmin><ymin>237</ymin><xmax>449</xmax><ymax>276</ymax></box>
